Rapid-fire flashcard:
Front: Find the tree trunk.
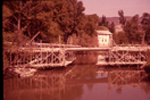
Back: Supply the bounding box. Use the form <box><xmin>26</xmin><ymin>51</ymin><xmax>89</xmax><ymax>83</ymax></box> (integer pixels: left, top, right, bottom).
<box><xmin>18</xmin><ymin>13</ymin><xmax>21</xmax><ymax>32</ymax></box>
<box><xmin>17</xmin><ymin>12</ymin><xmax>21</xmax><ymax>46</ymax></box>
<box><xmin>17</xmin><ymin>1</ymin><xmax>22</xmax><ymax>46</ymax></box>
<box><xmin>141</xmin><ymin>32</ymin><xmax>146</xmax><ymax>46</ymax></box>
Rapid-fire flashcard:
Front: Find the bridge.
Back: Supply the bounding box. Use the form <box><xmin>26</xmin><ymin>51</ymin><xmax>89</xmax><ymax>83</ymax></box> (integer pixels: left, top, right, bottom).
<box><xmin>4</xmin><ymin>41</ymin><xmax>150</xmax><ymax>70</ymax></box>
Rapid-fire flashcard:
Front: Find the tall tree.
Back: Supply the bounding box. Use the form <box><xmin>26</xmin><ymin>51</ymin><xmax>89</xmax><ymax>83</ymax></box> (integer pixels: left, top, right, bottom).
<box><xmin>123</xmin><ymin>15</ymin><xmax>142</xmax><ymax>43</ymax></box>
<box><xmin>118</xmin><ymin>10</ymin><xmax>126</xmax><ymax>26</ymax></box>
<box><xmin>109</xmin><ymin>22</ymin><xmax>116</xmax><ymax>33</ymax></box>
<box><xmin>84</xmin><ymin>14</ymin><xmax>100</xmax><ymax>36</ymax></box>
<box><xmin>118</xmin><ymin>10</ymin><xmax>142</xmax><ymax>44</ymax></box>
<box><xmin>3</xmin><ymin>1</ymin><xmax>41</xmax><ymax>46</ymax></box>
<box><xmin>141</xmin><ymin>12</ymin><xmax>150</xmax><ymax>44</ymax></box>
<box><xmin>63</xmin><ymin>0</ymin><xmax>85</xmax><ymax>43</ymax></box>
<box><xmin>3</xmin><ymin>0</ymin><xmax>98</xmax><ymax>47</ymax></box>
<box><xmin>99</xmin><ymin>15</ymin><xmax>109</xmax><ymax>27</ymax></box>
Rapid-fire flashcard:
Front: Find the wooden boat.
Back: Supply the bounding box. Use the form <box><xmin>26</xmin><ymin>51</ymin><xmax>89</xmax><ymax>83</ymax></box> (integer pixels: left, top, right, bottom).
<box><xmin>14</xmin><ymin>67</ymin><xmax>37</xmax><ymax>77</ymax></box>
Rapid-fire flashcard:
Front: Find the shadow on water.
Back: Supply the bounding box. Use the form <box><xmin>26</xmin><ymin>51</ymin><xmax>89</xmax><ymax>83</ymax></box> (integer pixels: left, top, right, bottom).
<box><xmin>3</xmin><ymin>53</ymin><xmax>150</xmax><ymax>100</ymax></box>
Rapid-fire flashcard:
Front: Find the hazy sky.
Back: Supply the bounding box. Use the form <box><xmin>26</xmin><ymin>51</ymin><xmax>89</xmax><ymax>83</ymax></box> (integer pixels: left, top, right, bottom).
<box><xmin>79</xmin><ymin>0</ymin><xmax>150</xmax><ymax>17</ymax></box>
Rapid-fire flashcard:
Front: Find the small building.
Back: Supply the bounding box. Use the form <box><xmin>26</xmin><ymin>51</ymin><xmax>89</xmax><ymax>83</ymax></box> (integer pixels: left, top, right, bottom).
<box><xmin>96</xmin><ymin>30</ymin><xmax>112</xmax><ymax>47</ymax></box>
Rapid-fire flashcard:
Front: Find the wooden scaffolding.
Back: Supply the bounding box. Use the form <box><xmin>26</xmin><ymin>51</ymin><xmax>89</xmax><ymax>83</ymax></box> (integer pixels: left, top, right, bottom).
<box><xmin>8</xmin><ymin>43</ymin><xmax>77</xmax><ymax>68</ymax></box>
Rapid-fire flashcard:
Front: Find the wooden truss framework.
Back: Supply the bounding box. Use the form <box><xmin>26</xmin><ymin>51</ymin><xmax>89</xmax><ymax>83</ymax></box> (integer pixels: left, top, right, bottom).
<box><xmin>108</xmin><ymin>50</ymin><xmax>147</xmax><ymax>65</ymax></box>
<box><xmin>9</xmin><ymin>47</ymin><xmax>75</xmax><ymax>68</ymax></box>
<box><xmin>97</xmin><ymin>49</ymin><xmax>147</xmax><ymax>66</ymax></box>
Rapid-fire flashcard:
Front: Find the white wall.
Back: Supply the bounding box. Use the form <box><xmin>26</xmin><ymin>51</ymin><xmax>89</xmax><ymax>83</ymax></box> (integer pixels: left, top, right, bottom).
<box><xmin>98</xmin><ymin>34</ymin><xmax>110</xmax><ymax>47</ymax></box>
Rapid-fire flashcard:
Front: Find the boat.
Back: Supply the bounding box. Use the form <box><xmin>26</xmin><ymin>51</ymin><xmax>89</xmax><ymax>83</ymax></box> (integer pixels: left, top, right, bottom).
<box><xmin>14</xmin><ymin>67</ymin><xmax>37</xmax><ymax>77</ymax></box>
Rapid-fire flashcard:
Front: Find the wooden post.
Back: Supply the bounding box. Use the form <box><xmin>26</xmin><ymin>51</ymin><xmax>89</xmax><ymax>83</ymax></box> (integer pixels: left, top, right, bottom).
<box><xmin>46</xmin><ymin>51</ymin><xmax>48</xmax><ymax>65</ymax></box>
<box><xmin>59</xmin><ymin>35</ymin><xmax>61</xmax><ymax>44</ymax></box>
<box><xmin>108</xmin><ymin>50</ymin><xmax>111</xmax><ymax>63</ymax></box>
<box><xmin>16</xmin><ymin>50</ymin><xmax>18</xmax><ymax>66</ymax></box>
<box><xmin>40</xmin><ymin>40</ymin><xmax>42</xmax><ymax>65</ymax></box>
<box><xmin>23</xmin><ymin>51</ymin><xmax>25</xmax><ymax>65</ymax></box>
<box><xmin>30</xmin><ymin>51</ymin><xmax>32</xmax><ymax>65</ymax></box>
<box><xmin>10</xmin><ymin>51</ymin><xmax>11</xmax><ymax>67</ymax></box>
<box><xmin>123</xmin><ymin>50</ymin><xmax>124</xmax><ymax>62</ymax></box>
<box><xmin>139</xmin><ymin>50</ymin><xmax>141</xmax><ymax>61</ymax></box>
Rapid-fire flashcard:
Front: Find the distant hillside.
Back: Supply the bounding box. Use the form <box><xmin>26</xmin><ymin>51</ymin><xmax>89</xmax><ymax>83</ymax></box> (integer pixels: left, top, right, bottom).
<box><xmin>99</xmin><ymin>16</ymin><xmax>143</xmax><ymax>33</ymax></box>
<box><xmin>100</xmin><ymin>16</ymin><xmax>132</xmax><ymax>25</ymax></box>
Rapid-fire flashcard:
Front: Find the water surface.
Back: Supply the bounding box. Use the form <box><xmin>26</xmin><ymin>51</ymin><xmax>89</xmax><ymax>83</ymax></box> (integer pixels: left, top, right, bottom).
<box><xmin>3</xmin><ymin>65</ymin><xmax>150</xmax><ymax>100</ymax></box>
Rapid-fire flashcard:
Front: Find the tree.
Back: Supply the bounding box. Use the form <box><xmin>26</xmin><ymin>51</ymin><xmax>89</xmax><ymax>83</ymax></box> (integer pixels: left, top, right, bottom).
<box><xmin>3</xmin><ymin>1</ymin><xmax>42</xmax><ymax>46</ymax></box>
<box><xmin>118</xmin><ymin>10</ymin><xmax>142</xmax><ymax>44</ymax></box>
<box><xmin>113</xmin><ymin>31</ymin><xmax>129</xmax><ymax>44</ymax></box>
<box><xmin>3</xmin><ymin>0</ymin><xmax>98</xmax><ymax>47</ymax></box>
<box><xmin>123</xmin><ymin>15</ymin><xmax>142</xmax><ymax>43</ymax></box>
<box><xmin>118</xmin><ymin>10</ymin><xmax>126</xmax><ymax>26</ymax></box>
<box><xmin>84</xmin><ymin>14</ymin><xmax>100</xmax><ymax>36</ymax></box>
<box><xmin>141</xmin><ymin>12</ymin><xmax>150</xmax><ymax>44</ymax></box>
<box><xmin>109</xmin><ymin>22</ymin><xmax>116</xmax><ymax>33</ymax></box>
<box><xmin>98</xmin><ymin>15</ymin><xmax>116</xmax><ymax>33</ymax></box>
<box><xmin>62</xmin><ymin>0</ymin><xmax>85</xmax><ymax>43</ymax></box>
<box><xmin>99</xmin><ymin>15</ymin><xmax>109</xmax><ymax>27</ymax></box>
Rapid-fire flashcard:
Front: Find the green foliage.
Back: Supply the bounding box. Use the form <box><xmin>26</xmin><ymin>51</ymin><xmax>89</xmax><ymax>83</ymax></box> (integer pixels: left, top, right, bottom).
<box><xmin>109</xmin><ymin>22</ymin><xmax>116</xmax><ymax>33</ymax></box>
<box><xmin>118</xmin><ymin>10</ymin><xmax>126</xmax><ymax>26</ymax></box>
<box><xmin>99</xmin><ymin>15</ymin><xmax>109</xmax><ymax>27</ymax></box>
<box><xmin>98</xmin><ymin>26</ymin><xmax>109</xmax><ymax>30</ymax></box>
<box><xmin>71</xmin><ymin>33</ymin><xmax>98</xmax><ymax>47</ymax></box>
<box><xmin>118</xmin><ymin>10</ymin><xmax>143</xmax><ymax>44</ymax></box>
<box><xmin>99</xmin><ymin>15</ymin><xmax>116</xmax><ymax>33</ymax></box>
<box><xmin>2</xmin><ymin>0</ymin><xmax>108</xmax><ymax>47</ymax></box>
<box><xmin>123</xmin><ymin>15</ymin><xmax>142</xmax><ymax>44</ymax></box>
<box><xmin>141</xmin><ymin>13</ymin><xmax>150</xmax><ymax>44</ymax></box>
<box><xmin>113</xmin><ymin>31</ymin><xmax>129</xmax><ymax>44</ymax></box>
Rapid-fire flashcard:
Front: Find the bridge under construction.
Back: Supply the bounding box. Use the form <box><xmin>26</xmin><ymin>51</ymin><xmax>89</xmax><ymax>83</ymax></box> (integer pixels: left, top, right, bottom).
<box><xmin>4</xmin><ymin>42</ymin><xmax>150</xmax><ymax>69</ymax></box>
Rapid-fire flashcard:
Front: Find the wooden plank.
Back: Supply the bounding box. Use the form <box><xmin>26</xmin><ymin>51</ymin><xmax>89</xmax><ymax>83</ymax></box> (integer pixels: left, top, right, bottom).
<box><xmin>96</xmin><ymin>61</ymin><xmax>147</xmax><ymax>65</ymax></box>
<box><xmin>66</xmin><ymin>47</ymin><xmax>110</xmax><ymax>51</ymax></box>
<box><xmin>27</xmin><ymin>31</ymin><xmax>40</xmax><ymax>44</ymax></box>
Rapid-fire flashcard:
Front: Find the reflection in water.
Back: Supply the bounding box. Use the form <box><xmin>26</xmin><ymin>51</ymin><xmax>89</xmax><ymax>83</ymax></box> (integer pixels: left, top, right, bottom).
<box><xmin>3</xmin><ymin>65</ymin><xmax>150</xmax><ymax>100</ymax></box>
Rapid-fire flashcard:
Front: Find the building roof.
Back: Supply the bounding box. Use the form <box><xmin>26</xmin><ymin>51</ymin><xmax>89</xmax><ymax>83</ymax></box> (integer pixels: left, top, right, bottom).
<box><xmin>96</xmin><ymin>30</ymin><xmax>112</xmax><ymax>35</ymax></box>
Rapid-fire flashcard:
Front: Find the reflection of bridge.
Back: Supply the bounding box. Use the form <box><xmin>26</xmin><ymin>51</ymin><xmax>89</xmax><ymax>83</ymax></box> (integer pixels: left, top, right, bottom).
<box><xmin>4</xmin><ymin>66</ymin><xmax>148</xmax><ymax>100</ymax></box>
<box><xmin>4</xmin><ymin>68</ymin><xmax>148</xmax><ymax>100</ymax></box>
<box><xmin>3</xmin><ymin>69</ymin><xmax>71</xmax><ymax>100</ymax></box>
<box><xmin>4</xmin><ymin>68</ymin><xmax>146</xmax><ymax>91</ymax></box>
<box><xmin>4</xmin><ymin>42</ymin><xmax>150</xmax><ymax>68</ymax></box>
<box><xmin>108</xmin><ymin>70</ymin><xmax>146</xmax><ymax>86</ymax></box>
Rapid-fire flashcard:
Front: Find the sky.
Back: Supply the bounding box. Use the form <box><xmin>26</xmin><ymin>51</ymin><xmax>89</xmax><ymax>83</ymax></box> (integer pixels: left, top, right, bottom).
<box><xmin>79</xmin><ymin>0</ymin><xmax>150</xmax><ymax>17</ymax></box>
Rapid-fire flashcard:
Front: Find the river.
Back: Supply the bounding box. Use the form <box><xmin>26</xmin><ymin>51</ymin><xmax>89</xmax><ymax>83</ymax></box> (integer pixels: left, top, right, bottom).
<box><xmin>3</xmin><ymin>54</ymin><xmax>150</xmax><ymax>100</ymax></box>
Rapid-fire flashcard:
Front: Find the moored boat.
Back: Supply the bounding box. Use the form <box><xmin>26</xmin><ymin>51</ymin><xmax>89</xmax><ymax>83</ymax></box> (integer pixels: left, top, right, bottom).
<box><xmin>14</xmin><ymin>67</ymin><xmax>37</xmax><ymax>77</ymax></box>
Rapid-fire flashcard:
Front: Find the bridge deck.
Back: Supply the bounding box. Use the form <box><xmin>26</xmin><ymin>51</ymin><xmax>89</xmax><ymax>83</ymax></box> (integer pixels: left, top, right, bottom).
<box><xmin>66</xmin><ymin>46</ymin><xmax>150</xmax><ymax>51</ymax></box>
<box><xmin>96</xmin><ymin>61</ymin><xmax>147</xmax><ymax>66</ymax></box>
<box><xmin>18</xmin><ymin>46</ymin><xmax>150</xmax><ymax>52</ymax></box>
<box><xmin>66</xmin><ymin>47</ymin><xmax>110</xmax><ymax>51</ymax></box>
